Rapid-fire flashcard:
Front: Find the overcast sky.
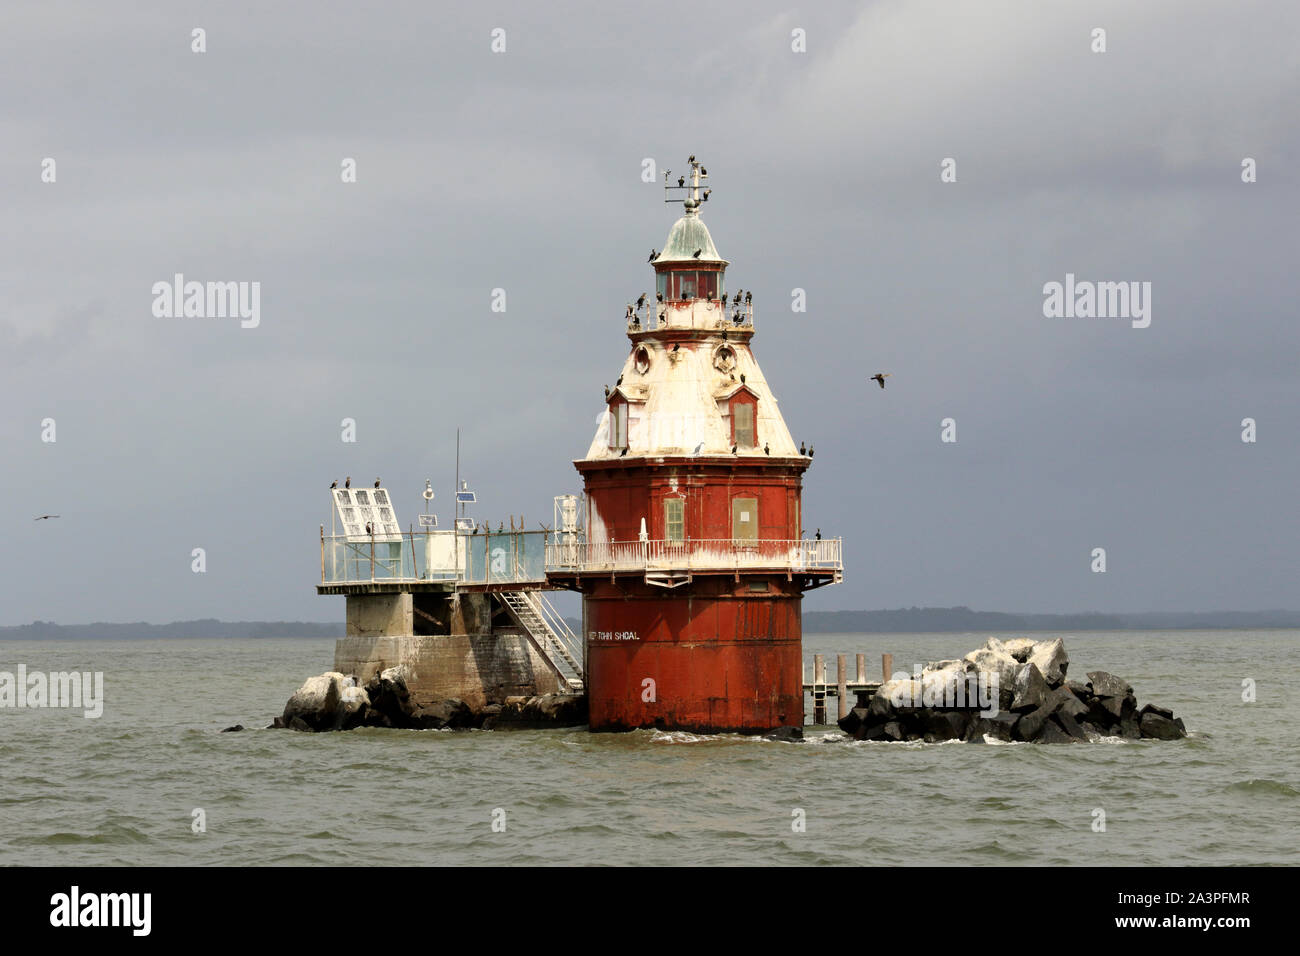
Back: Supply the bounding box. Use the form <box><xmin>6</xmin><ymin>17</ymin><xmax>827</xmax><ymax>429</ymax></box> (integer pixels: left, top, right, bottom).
<box><xmin>4</xmin><ymin>0</ymin><xmax>1298</xmax><ymax>624</ymax></box>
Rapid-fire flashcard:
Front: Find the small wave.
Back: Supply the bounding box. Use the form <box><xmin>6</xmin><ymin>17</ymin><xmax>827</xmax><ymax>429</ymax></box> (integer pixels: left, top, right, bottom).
<box><xmin>1222</xmin><ymin>779</ymin><xmax>1299</xmax><ymax>798</ymax></box>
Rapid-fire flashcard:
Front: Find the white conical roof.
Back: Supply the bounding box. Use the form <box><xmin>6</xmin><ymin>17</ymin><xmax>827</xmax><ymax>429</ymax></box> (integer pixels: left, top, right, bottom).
<box><xmin>656</xmin><ymin>209</ymin><xmax>726</xmax><ymax>264</ymax></box>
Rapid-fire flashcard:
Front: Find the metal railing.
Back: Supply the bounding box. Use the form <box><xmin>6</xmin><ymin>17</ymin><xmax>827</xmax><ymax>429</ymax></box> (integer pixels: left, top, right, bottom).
<box><xmin>544</xmin><ymin>537</ymin><xmax>842</xmax><ymax>573</ymax></box>
<box><xmin>320</xmin><ymin>528</ymin><xmax>553</xmax><ymax>586</ymax></box>
<box><xmin>629</xmin><ymin>298</ymin><xmax>753</xmax><ymax>332</ymax></box>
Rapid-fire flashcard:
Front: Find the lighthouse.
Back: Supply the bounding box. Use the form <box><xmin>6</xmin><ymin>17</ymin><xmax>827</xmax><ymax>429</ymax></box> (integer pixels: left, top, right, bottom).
<box><xmin>546</xmin><ymin>158</ymin><xmax>843</xmax><ymax>734</ymax></box>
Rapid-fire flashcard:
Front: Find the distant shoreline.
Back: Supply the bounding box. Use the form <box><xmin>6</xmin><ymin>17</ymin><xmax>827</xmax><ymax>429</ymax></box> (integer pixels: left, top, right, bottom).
<box><xmin>2</xmin><ymin>607</ymin><xmax>1299</xmax><ymax>639</ymax></box>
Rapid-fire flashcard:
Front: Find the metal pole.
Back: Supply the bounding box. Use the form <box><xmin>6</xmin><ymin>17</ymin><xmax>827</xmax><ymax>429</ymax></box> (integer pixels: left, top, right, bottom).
<box><xmin>320</xmin><ymin>525</ymin><xmax>325</xmax><ymax>584</ymax></box>
<box><xmin>837</xmin><ymin>654</ymin><xmax>848</xmax><ymax>721</ymax></box>
<box><xmin>369</xmin><ymin>525</ymin><xmax>376</xmax><ymax>582</ymax></box>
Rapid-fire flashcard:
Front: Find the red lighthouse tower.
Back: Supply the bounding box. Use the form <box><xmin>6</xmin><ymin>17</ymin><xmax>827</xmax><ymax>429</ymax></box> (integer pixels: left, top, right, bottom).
<box><xmin>547</xmin><ymin>158</ymin><xmax>843</xmax><ymax>734</ymax></box>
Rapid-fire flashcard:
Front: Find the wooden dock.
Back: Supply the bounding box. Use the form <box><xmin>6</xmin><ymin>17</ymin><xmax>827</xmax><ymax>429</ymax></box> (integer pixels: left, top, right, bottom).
<box><xmin>802</xmin><ymin>652</ymin><xmax>894</xmax><ymax>725</ymax></box>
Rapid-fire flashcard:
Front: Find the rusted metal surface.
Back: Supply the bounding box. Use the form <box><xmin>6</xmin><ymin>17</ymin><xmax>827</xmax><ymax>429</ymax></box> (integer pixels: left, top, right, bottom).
<box><xmin>582</xmin><ymin>576</ymin><xmax>803</xmax><ymax>733</ymax></box>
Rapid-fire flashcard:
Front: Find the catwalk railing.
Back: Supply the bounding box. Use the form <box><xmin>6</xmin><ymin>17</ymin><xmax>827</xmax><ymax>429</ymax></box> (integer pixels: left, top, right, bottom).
<box><xmin>543</xmin><ymin>537</ymin><xmax>842</xmax><ymax>574</ymax></box>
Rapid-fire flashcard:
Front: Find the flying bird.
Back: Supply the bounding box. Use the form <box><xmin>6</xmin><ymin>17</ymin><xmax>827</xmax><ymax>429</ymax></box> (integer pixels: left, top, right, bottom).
<box><xmin>34</xmin><ymin>514</ymin><xmax>59</xmax><ymax>521</ymax></box>
<box><xmin>870</xmin><ymin>373</ymin><xmax>891</xmax><ymax>389</ymax></box>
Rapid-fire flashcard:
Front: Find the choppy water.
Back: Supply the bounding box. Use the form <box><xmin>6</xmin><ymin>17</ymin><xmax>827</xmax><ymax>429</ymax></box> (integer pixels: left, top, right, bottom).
<box><xmin>0</xmin><ymin>630</ymin><xmax>1295</xmax><ymax>866</ymax></box>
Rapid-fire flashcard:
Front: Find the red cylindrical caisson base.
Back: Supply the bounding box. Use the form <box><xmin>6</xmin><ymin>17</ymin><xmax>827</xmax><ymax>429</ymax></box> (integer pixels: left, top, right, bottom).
<box><xmin>583</xmin><ymin>576</ymin><xmax>803</xmax><ymax>734</ymax></box>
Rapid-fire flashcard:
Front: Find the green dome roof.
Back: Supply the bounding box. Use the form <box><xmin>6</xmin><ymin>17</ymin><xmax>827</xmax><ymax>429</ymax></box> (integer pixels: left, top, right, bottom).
<box><xmin>657</xmin><ymin>210</ymin><xmax>726</xmax><ymax>264</ymax></box>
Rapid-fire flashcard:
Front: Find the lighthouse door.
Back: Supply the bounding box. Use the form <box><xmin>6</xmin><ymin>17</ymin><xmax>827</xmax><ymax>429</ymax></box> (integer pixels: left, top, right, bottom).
<box><xmin>732</xmin><ymin>497</ymin><xmax>758</xmax><ymax>544</ymax></box>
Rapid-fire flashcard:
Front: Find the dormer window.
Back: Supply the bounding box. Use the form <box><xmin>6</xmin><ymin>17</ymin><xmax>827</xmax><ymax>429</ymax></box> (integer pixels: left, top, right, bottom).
<box><xmin>608</xmin><ymin>395</ymin><xmax>628</xmax><ymax>449</ymax></box>
<box><xmin>728</xmin><ymin>388</ymin><xmax>758</xmax><ymax>448</ymax></box>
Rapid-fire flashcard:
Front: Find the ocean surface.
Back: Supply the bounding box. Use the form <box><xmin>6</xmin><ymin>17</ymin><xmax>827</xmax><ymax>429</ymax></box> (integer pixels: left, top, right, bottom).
<box><xmin>1</xmin><ymin>630</ymin><xmax>1295</xmax><ymax>866</ymax></box>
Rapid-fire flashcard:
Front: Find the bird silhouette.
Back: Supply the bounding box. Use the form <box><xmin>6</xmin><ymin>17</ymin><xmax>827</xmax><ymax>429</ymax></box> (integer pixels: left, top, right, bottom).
<box><xmin>693</xmin><ymin>249</ymin><xmax>702</xmax><ymax>258</ymax></box>
<box><xmin>616</xmin><ymin>374</ymin><xmax>623</xmax><ymax>386</ymax></box>
<box><xmin>799</xmin><ymin>442</ymin><xmax>806</xmax><ymax>455</ymax></box>
<box><xmin>656</xmin><ymin>292</ymin><xmax>663</xmax><ymax>302</ymax></box>
<box><xmin>604</xmin><ymin>385</ymin><xmax>610</xmax><ymax>398</ymax></box>
<box><xmin>345</xmin><ymin>477</ymin><xmax>351</xmax><ymax>488</ymax></box>
<box><xmin>733</xmin><ymin>291</ymin><xmax>741</xmax><ymax>306</ymax></box>
<box><xmin>731</xmin><ymin>444</ymin><xmax>738</xmax><ymax>454</ymax></box>
<box><xmin>672</xmin><ymin>342</ymin><xmax>680</xmax><ymax>352</ymax></box>
<box><xmin>721</xmin><ymin>329</ymin><xmax>728</xmax><ymax>342</ymax></box>
<box><xmin>374</xmin><ymin>478</ymin><xmax>381</xmax><ymax>488</ymax></box>
<box><xmin>764</xmin><ymin>443</ymin><xmax>770</xmax><ymax>455</ymax></box>
<box><xmin>703</xmin><ymin>189</ymin><xmax>711</xmax><ymax>201</ymax></box>
<box><xmin>688</xmin><ymin>154</ymin><xmax>695</xmax><ymax>163</ymax></box>
<box><xmin>808</xmin><ymin>445</ymin><xmax>814</xmax><ymax>458</ymax></box>
<box><xmin>34</xmin><ymin>514</ymin><xmax>59</xmax><ymax>521</ymax></box>
<box><xmin>870</xmin><ymin>373</ymin><xmax>891</xmax><ymax>389</ymax></box>
<box><xmin>648</xmin><ymin>249</ymin><xmax>657</xmax><ymax>262</ymax></box>
<box><xmin>740</xmin><ymin>373</ymin><xmax>746</xmax><ymax>384</ymax></box>
<box><xmin>701</xmin><ymin>168</ymin><xmax>707</xmax><ymax>177</ymax></box>
<box><xmin>744</xmin><ymin>291</ymin><xmax>752</xmax><ymax>304</ymax></box>
<box><xmin>330</xmin><ymin>480</ymin><xmax>338</xmax><ymax>489</ymax></box>
<box><xmin>691</xmin><ymin>442</ymin><xmax>703</xmax><ymax>456</ymax></box>
<box><xmin>619</xmin><ymin>446</ymin><xmax>628</xmax><ymax>457</ymax></box>
<box><xmin>678</xmin><ymin>176</ymin><xmax>685</xmax><ymax>187</ymax></box>
<box><xmin>636</xmin><ymin>293</ymin><xmax>646</xmax><ymax>307</ymax></box>
<box><xmin>815</xmin><ymin>528</ymin><xmax>822</xmax><ymax>540</ymax></box>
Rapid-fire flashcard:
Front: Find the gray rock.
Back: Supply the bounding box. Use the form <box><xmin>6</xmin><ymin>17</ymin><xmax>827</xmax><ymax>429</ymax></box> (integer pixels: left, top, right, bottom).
<box><xmin>288</xmin><ymin>715</ymin><xmax>313</xmax><ymax>732</ymax></box>
<box><xmin>282</xmin><ymin>672</ymin><xmax>344</xmax><ymax>731</ymax></box>
<box><xmin>764</xmin><ymin>725</ymin><xmax>803</xmax><ymax>742</ymax></box>
<box><xmin>1011</xmin><ymin>663</ymin><xmax>1048</xmax><ymax>711</ymax></box>
<box><xmin>1140</xmin><ymin>712</ymin><xmax>1185</xmax><ymax>740</ymax></box>
<box><xmin>1140</xmin><ymin>702</ymin><xmax>1175</xmax><ymax>720</ymax></box>
<box><xmin>1026</xmin><ymin>638</ymin><xmax>1069</xmax><ymax>686</ymax></box>
<box><xmin>964</xmin><ymin>711</ymin><xmax>1019</xmax><ymax>742</ymax></box>
<box><xmin>921</xmin><ymin>710</ymin><xmax>969</xmax><ymax>741</ymax></box>
<box><xmin>1034</xmin><ymin>719</ymin><xmax>1077</xmax><ymax>744</ymax></box>
<box><xmin>1003</xmin><ymin>638</ymin><xmax>1038</xmax><ymax>662</ymax></box>
<box><xmin>882</xmin><ymin>721</ymin><xmax>905</xmax><ymax>741</ymax></box>
<box><xmin>1054</xmin><ymin>710</ymin><xmax>1088</xmax><ymax>740</ymax></box>
<box><xmin>838</xmin><ymin>706</ymin><xmax>870</xmax><ymax>736</ymax></box>
<box><xmin>220</xmin><ymin>724</ymin><xmax>245</xmax><ymax>733</ymax></box>
<box><xmin>1087</xmin><ymin>671</ymin><xmax>1132</xmax><ymax>698</ymax></box>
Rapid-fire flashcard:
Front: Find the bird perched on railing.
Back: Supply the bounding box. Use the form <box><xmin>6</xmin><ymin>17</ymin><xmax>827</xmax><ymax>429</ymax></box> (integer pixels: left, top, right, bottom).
<box><xmin>330</xmin><ymin>479</ymin><xmax>338</xmax><ymax>489</ymax></box>
<box><xmin>744</xmin><ymin>291</ymin><xmax>752</xmax><ymax>305</ymax></box>
<box><xmin>870</xmin><ymin>373</ymin><xmax>891</xmax><ymax>389</ymax></box>
<box><xmin>636</xmin><ymin>293</ymin><xmax>646</xmax><ymax>308</ymax></box>
<box><xmin>374</xmin><ymin>478</ymin><xmax>381</xmax><ymax>488</ymax></box>
<box><xmin>344</xmin><ymin>477</ymin><xmax>351</xmax><ymax>488</ymax></box>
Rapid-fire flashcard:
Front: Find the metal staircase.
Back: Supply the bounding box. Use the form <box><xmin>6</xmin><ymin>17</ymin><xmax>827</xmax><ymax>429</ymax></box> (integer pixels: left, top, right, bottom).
<box><xmin>498</xmin><ymin>591</ymin><xmax>585</xmax><ymax>692</ymax></box>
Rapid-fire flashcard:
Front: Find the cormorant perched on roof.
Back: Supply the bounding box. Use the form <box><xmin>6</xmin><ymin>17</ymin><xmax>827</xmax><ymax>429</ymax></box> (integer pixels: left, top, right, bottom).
<box><xmin>374</xmin><ymin>478</ymin><xmax>381</xmax><ymax>488</ymax></box>
<box><xmin>619</xmin><ymin>446</ymin><xmax>628</xmax><ymax>457</ymax></box>
<box><xmin>344</xmin><ymin>477</ymin><xmax>351</xmax><ymax>488</ymax></box>
<box><xmin>871</xmin><ymin>373</ymin><xmax>891</xmax><ymax>389</ymax></box>
<box><xmin>693</xmin><ymin>249</ymin><xmax>702</xmax><ymax>258</ymax></box>
<box><xmin>808</xmin><ymin>445</ymin><xmax>814</xmax><ymax>458</ymax></box>
<box><xmin>616</xmin><ymin>374</ymin><xmax>623</xmax><ymax>386</ymax></box>
<box><xmin>330</xmin><ymin>479</ymin><xmax>338</xmax><ymax>489</ymax></box>
<box><xmin>603</xmin><ymin>385</ymin><xmax>610</xmax><ymax>398</ymax></box>
<box><xmin>740</xmin><ymin>373</ymin><xmax>745</xmax><ymax>383</ymax></box>
<box><xmin>691</xmin><ymin>442</ymin><xmax>703</xmax><ymax>456</ymax></box>
<box><xmin>672</xmin><ymin>342</ymin><xmax>680</xmax><ymax>352</ymax></box>
<box><xmin>764</xmin><ymin>443</ymin><xmax>770</xmax><ymax>455</ymax></box>
<box><xmin>731</xmin><ymin>443</ymin><xmax>738</xmax><ymax>454</ymax></box>
<box><xmin>648</xmin><ymin>249</ymin><xmax>657</xmax><ymax>262</ymax></box>
<box><xmin>799</xmin><ymin>442</ymin><xmax>806</xmax><ymax>455</ymax></box>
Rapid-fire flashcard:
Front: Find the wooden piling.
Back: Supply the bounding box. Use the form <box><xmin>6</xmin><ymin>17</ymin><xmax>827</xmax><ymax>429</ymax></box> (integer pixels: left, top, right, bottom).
<box><xmin>836</xmin><ymin>654</ymin><xmax>848</xmax><ymax>721</ymax></box>
<box><xmin>856</xmin><ymin>653</ymin><xmax>866</xmax><ymax>684</ymax></box>
<box><xmin>882</xmin><ymin>652</ymin><xmax>894</xmax><ymax>683</ymax></box>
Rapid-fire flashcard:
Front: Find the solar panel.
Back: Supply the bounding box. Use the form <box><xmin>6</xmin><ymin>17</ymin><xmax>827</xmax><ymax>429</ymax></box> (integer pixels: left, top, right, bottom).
<box><xmin>334</xmin><ymin>487</ymin><xmax>402</xmax><ymax>542</ymax></box>
<box><xmin>455</xmin><ymin>491</ymin><xmax>477</xmax><ymax>503</ymax></box>
<box><xmin>454</xmin><ymin>518</ymin><xmax>476</xmax><ymax>532</ymax></box>
<box><xmin>417</xmin><ymin>513</ymin><xmax>437</xmax><ymax>528</ymax></box>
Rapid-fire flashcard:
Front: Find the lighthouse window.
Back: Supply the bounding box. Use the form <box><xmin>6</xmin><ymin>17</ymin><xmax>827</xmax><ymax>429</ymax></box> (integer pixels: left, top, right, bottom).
<box><xmin>697</xmin><ymin>271</ymin><xmax>717</xmax><ymax>300</ymax></box>
<box><xmin>732</xmin><ymin>498</ymin><xmax>758</xmax><ymax>542</ymax></box>
<box><xmin>733</xmin><ymin>402</ymin><xmax>755</xmax><ymax>448</ymax></box>
<box><xmin>664</xmin><ymin>498</ymin><xmax>684</xmax><ymax>542</ymax></box>
<box><xmin>609</xmin><ymin>401</ymin><xmax>628</xmax><ymax>449</ymax></box>
<box><xmin>656</xmin><ymin>273</ymin><xmax>667</xmax><ymax>301</ymax></box>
